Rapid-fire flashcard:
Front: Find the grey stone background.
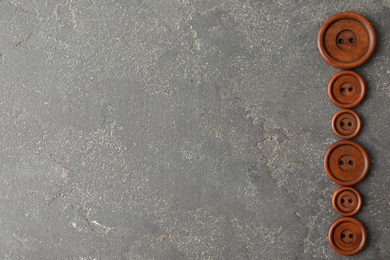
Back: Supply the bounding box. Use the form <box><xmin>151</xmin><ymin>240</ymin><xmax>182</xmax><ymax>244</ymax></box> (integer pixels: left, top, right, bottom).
<box><xmin>0</xmin><ymin>0</ymin><xmax>389</xmax><ymax>259</ymax></box>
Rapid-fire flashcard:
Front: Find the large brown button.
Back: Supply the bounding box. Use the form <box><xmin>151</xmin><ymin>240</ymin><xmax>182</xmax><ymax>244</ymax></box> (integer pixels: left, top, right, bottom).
<box><xmin>328</xmin><ymin>217</ymin><xmax>367</xmax><ymax>256</ymax></box>
<box><xmin>317</xmin><ymin>12</ymin><xmax>376</xmax><ymax>69</ymax></box>
<box><xmin>332</xmin><ymin>109</ymin><xmax>361</xmax><ymax>139</ymax></box>
<box><xmin>324</xmin><ymin>140</ymin><xmax>369</xmax><ymax>186</ymax></box>
<box><xmin>328</xmin><ymin>70</ymin><xmax>366</xmax><ymax>108</ymax></box>
<box><xmin>332</xmin><ymin>187</ymin><xmax>362</xmax><ymax>216</ymax></box>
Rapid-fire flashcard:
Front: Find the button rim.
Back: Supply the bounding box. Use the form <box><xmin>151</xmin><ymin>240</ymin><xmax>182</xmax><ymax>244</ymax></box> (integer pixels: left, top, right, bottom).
<box><xmin>331</xmin><ymin>109</ymin><xmax>361</xmax><ymax>139</ymax></box>
<box><xmin>328</xmin><ymin>70</ymin><xmax>366</xmax><ymax>108</ymax></box>
<box><xmin>332</xmin><ymin>186</ymin><xmax>362</xmax><ymax>216</ymax></box>
<box><xmin>324</xmin><ymin>140</ymin><xmax>369</xmax><ymax>186</ymax></box>
<box><xmin>328</xmin><ymin>217</ymin><xmax>367</xmax><ymax>256</ymax></box>
<box><xmin>317</xmin><ymin>11</ymin><xmax>376</xmax><ymax>69</ymax></box>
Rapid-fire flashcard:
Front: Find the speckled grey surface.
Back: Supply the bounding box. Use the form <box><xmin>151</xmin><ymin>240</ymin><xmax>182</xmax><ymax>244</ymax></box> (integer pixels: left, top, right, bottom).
<box><xmin>0</xmin><ymin>0</ymin><xmax>389</xmax><ymax>259</ymax></box>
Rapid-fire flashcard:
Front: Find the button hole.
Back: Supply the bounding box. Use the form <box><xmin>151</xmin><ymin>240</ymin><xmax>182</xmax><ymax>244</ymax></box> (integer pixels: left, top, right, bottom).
<box><xmin>338</xmin><ymin>39</ymin><xmax>344</xmax><ymax>44</ymax></box>
<box><xmin>348</xmin><ymin>160</ymin><xmax>353</xmax><ymax>165</ymax></box>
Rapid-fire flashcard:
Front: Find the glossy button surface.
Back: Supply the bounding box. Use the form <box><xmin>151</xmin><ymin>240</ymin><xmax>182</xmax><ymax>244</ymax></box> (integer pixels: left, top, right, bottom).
<box><xmin>324</xmin><ymin>140</ymin><xmax>369</xmax><ymax>186</ymax></box>
<box><xmin>332</xmin><ymin>187</ymin><xmax>362</xmax><ymax>216</ymax></box>
<box><xmin>332</xmin><ymin>109</ymin><xmax>361</xmax><ymax>139</ymax></box>
<box><xmin>328</xmin><ymin>70</ymin><xmax>366</xmax><ymax>108</ymax></box>
<box><xmin>317</xmin><ymin>12</ymin><xmax>376</xmax><ymax>69</ymax></box>
<box><xmin>328</xmin><ymin>217</ymin><xmax>367</xmax><ymax>256</ymax></box>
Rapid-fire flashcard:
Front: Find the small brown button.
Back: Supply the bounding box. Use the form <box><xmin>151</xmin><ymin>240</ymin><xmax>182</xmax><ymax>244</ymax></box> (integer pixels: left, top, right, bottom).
<box><xmin>317</xmin><ymin>12</ymin><xmax>376</xmax><ymax>69</ymax></box>
<box><xmin>328</xmin><ymin>217</ymin><xmax>367</xmax><ymax>256</ymax></box>
<box><xmin>328</xmin><ymin>70</ymin><xmax>366</xmax><ymax>108</ymax></box>
<box><xmin>324</xmin><ymin>140</ymin><xmax>369</xmax><ymax>186</ymax></box>
<box><xmin>332</xmin><ymin>187</ymin><xmax>362</xmax><ymax>216</ymax></box>
<box><xmin>332</xmin><ymin>109</ymin><xmax>361</xmax><ymax>139</ymax></box>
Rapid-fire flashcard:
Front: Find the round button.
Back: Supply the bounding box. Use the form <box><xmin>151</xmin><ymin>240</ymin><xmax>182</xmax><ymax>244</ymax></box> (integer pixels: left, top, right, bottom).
<box><xmin>328</xmin><ymin>70</ymin><xmax>366</xmax><ymax>108</ymax></box>
<box><xmin>324</xmin><ymin>140</ymin><xmax>369</xmax><ymax>186</ymax></box>
<box><xmin>332</xmin><ymin>109</ymin><xmax>361</xmax><ymax>139</ymax></box>
<box><xmin>328</xmin><ymin>217</ymin><xmax>367</xmax><ymax>256</ymax></box>
<box><xmin>332</xmin><ymin>187</ymin><xmax>362</xmax><ymax>216</ymax></box>
<box><xmin>317</xmin><ymin>12</ymin><xmax>376</xmax><ymax>69</ymax></box>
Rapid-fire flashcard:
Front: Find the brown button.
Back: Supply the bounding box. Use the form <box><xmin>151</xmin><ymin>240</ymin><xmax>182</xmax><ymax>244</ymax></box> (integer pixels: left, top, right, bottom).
<box><xmin>328</xmin><ymin>70</ymin><xmax>366</xmax><ymax>108</ymax></box>
<box><xmin>332</xmin><ymin>187</ymin><xmax>362</xmax><ymax>216</ymax></box>
<box><xmin>328</xmin><ymin>217</ymin><xmax>367</xmax><ymax>256</ymax></box>
<box><xmin>332</xmin><ymin>109</ymin><xmax>361</xmax><ymax>139</ymax></box>
<box><xmin>317</xmin><ymin>12</ymin><xmax>376</xmax><ymax>69</ymax></box>
<box><xmin>324</xmin><ymin>140</ymin><xmax>369</xmax><ymax>186</ymax></box>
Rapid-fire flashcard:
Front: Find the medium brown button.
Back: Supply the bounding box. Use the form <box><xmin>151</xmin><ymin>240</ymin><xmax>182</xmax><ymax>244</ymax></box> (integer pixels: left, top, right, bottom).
<box><xmin>332</xmin><ymin>187</ymin><xmax>362</xmax><ymax>216</ymax></box>
<box><xmin>328</xmin><ymin>217</ymin><xmax>367</xmax><ymax>256</ymax></box>
<box><xmin>328</xmin><ymin>70</ymin><xmax>366</xmax><ymax>108</ymax></box>
<box><xmin>332</xmin><ymin>109</ymin><xmax>361</xmax><ymax>139</ymax></box>
<box><xmin>324</xmin><ymin>140</ymin><xmax>369</xmax><ymax>186</ymax></box>
<box><xmin>317</xmin><ymin>12</ymin><xmax>376</xmax><ymax>69</ymax></box>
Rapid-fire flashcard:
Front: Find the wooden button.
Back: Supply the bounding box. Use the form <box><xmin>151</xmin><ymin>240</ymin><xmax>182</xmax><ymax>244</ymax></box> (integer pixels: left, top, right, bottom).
<box><xmin>332</xmin><ymin>187</ymin><xmax>362</xmax><ymax>216</ymax></box>
<box><xmin>332</xmin><ymin>109</ymin><xmax>361</xmax><ymax>139</ymax></box>
<box><xmin>328</xmin><ymin>217</ymin><xmax>367</xmax><ymax>256</ymax></box>
<box><xmin>317</xmin><ymin>12</ymin><xmax>376</xmax><ymax>69</ymax></box>
<box><xmin>328</xmin><ymin>70</ymin><xmax>366</xmax><ymax>108</ymax></box>
<box><xmin>324</xmin><ymin>140</ymin><xmax>369</xmax><ymax>186</ymax></box>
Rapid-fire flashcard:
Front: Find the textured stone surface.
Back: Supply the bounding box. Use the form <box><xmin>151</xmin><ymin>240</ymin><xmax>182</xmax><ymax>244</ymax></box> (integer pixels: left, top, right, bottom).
<box><xmin>0</xmin><ymin>0</ymin><xmax>389</xmax><ymax>259</ymax></box>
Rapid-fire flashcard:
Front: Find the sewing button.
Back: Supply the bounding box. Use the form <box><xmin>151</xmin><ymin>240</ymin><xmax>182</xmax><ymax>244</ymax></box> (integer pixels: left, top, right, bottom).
<box><xmin>328</xmin><ymin>217</ymin><xmax>367</xmax><ymax>256</ymax></box>
<box><xmin>332</xmin><ymin>187</ymin><xmax>362</xmax><ymax>216</ymax></box>
<box><xmin>328</xmin><ymin>70</ymin><xmax>366</xmax><ymax>108</ymax></box>
<box><xmin>317</xmin><ymin>12</ymin><xmax>376</xmax><ymax>69</ymax></box>
<box><xmin>332</xmin><ymin>109</ymin><xmax>361</xmax><ymax>139</ymax></box>
<box><xmin>324</xmin><ymin>140</ymin><xmax>369</xmax><ymax>186</ymax></box>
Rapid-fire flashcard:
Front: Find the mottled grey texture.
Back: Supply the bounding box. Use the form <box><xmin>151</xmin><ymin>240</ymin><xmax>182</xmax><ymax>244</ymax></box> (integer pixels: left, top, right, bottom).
<box><xmin>0</xmin><ymin>0</ymin><xmax>389</xmax><ymax>259</ymax></box>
